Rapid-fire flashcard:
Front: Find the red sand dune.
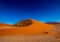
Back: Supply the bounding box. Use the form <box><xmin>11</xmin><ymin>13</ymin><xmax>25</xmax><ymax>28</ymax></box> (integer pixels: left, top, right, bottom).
<box><xmin>0</xmin><ymin>23</ymin><xmax>11</xmax><ymax>27</ymax></box>
<box><xmin>0</xmin><ymin>19</ymin><xmax>54</xmax><ymax>36</ymax></box>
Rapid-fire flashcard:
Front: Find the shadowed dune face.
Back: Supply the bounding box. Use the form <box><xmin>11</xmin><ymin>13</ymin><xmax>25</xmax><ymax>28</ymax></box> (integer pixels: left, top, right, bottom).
<box><xmin>14</xmin><ymin>19</ymin><xmax>33</xmax><ymax>27</ymax></box>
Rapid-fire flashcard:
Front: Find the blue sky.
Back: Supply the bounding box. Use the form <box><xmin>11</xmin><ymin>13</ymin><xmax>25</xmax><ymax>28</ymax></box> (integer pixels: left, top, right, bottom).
<box><xmin>0</xmin><ymin>0</ymin><xmax>60</xmax><ymax>24</ymax></box>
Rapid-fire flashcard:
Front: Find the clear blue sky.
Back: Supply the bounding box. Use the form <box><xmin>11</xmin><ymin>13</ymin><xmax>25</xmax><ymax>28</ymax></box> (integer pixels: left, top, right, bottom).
<box><xmin>0</xmin><ymin>0</ymin><xmax>60</xmax><ymax>24</ymax></box>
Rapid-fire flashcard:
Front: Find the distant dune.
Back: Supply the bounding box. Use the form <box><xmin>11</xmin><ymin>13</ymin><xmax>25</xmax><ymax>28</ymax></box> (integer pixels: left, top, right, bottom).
<box><xmin>0</xmin><ymin>23</ymin><xmax>12</xmax><ymax>27</ymax></box>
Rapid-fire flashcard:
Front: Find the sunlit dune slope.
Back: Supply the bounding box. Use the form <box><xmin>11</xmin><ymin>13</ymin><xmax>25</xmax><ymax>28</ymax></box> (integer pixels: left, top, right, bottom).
<box><xmin>0</xmin><ymin>23</ymin><xmax>12</xmax><ymax>27</ymax></box>
<box><xmin>0</xmin><ymin>19</ymin><xmax>54</xmax><ymax>36</ymax></box>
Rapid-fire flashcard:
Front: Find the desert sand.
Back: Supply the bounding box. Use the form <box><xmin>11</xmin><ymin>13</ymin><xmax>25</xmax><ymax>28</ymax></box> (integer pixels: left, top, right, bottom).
<box><xmin>0</xmin><ymin>19</ymin><xmax>60</xmax><ymax>42</ymax></box>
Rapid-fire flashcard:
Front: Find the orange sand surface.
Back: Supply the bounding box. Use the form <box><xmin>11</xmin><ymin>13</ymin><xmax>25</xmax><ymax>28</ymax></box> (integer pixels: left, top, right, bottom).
<box><xmin>0</xmin><ymin>23</ymin><xmax>11</xmax><ymax>27</ymax></box>
<box><xmin>0</xmin><ymin>20</ymin><xmax>54</xmax><ymax>36</ymax></box>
